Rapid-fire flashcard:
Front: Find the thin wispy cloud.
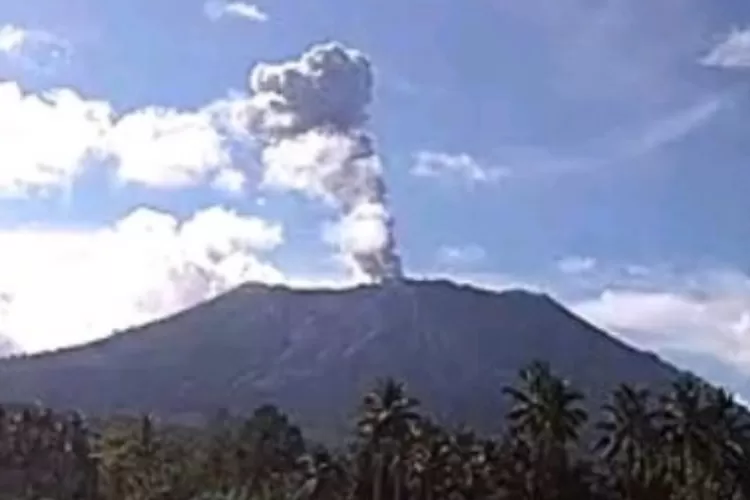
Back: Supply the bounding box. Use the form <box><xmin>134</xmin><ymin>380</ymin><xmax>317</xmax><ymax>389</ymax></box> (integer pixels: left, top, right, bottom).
<box><xmin>0</xmin><ymin>24</ymin><xmax>70</xmax><ymax>73</ymax></box>
<box><xmin>495</xmin><ymin>0</ymin><xmax>711</xmax><ymax>109</ymax></box>
<box><xmin>436</xmin><ymin>244</ymin><xmax>487</xmax><ymax>267</ymax></box>
<box><xmin>411</xmin><ymin>151</ymin><xmax>509</xmax><ymax>186</ymax></box>
<box><xmin>619</xmin><ymin>91</ymin><xmax>733</xmax><ymax>160</ymax></box>
<box><xmin>413</xmin><ymin>89</ymin><xmax>731</xmax><ymax>190</ymax></box>
<box><xmin>525</xmin><ymin>91</ymin><xmax>734</xmax><ymax>178</ymax></box>
<box><xmin>557</xmin><ymin>256</ymin><xmax>597</xmax><ymax>275</ymax></box>
<box><xmin>702</xmin><ymin>27</ymin><xmax>750</xmax><ymax>69</ymax></box>
<box><xmin>204</xmin><ymin>0</ymin><xmax>269</xmax><ymax>22</ymax></box>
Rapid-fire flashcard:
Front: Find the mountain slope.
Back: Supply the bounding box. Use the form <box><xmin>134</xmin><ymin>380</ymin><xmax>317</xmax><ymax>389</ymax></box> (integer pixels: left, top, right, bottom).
<box><xmin>0</xmin><ymin>279</ymin><xmax>680</xmax><ymax>436</ymax></box>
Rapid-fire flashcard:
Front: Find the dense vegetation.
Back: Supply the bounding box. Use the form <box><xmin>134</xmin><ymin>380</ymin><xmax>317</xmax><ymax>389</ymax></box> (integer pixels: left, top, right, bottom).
<box><xmin>1</xmin><ymin>361</ymin><xmax>749</xmax><ymax>500</ymax></box>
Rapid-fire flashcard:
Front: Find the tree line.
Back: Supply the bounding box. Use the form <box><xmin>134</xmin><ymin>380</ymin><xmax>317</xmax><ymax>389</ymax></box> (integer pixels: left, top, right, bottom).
<box><xmin>1</xmin><ymin>360</ymin><xmax>749</xmax><ymax>499</ymax></box>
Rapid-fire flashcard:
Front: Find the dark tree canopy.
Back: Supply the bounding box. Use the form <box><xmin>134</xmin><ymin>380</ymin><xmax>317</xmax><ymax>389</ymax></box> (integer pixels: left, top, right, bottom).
<box><xmin>0</xmin><ymin>361</ymin><xmax>749</xmax><ymax>500</ymax></box>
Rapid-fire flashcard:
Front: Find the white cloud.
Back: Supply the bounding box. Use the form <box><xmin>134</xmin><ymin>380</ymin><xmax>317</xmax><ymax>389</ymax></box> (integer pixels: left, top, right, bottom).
<box><xmin>107</xmin><ymin>107</ymin><xmax>233</xmax><ymax>189</ymax></box>
<box><xmin>435</xmin><ymin>260</ymin><xmax>750</xmax><ymax>385</ymax></box>
<box><xmin>570</xmin><ymin>268</ymin><xmax>750</xmax><ymax>373</ymax></box>
<box><xmin>436</xmin><ymin>244</ymin><xmax>487</xmax><ymax>267</ymax></box>
<box><xmin>0</xmin><ymin>82</ymin><xmax>112</xmax><ymax>196</ymax></box>
<box><xmin>0</xmin><ymin>82</ymin><xmax>255</xmax><ymax>196</ymax></box>
<box><xmin>557</xmin><ymin>256</ymin><xmax>597</xmax><ymax>275</ymax></box>
<box><xmin>411</xmin><ymin>151</ymin><xmax>509</xmax><ymax>186</ymax></box>
<box><xmin>702</xmin><ymin>28</ymin><xmax>750</xmax><ymax>69</ymax></box>
<box><xmin>438</xmin><ymin>263</ymin><xmax>750</xmax><ymax>388</ymax></box>
<box><xmin>0</xmin><ymin>206</ymin><xmax>284</xmax><ymax>353</ymax></box>
<box><xmin>0</xmin><ymin>25</ymin><xmax>27</xmax><ymax>53</ymax></box>
<box><xmin>212</xmin><ymin>168</ymin><xmax>247</xmax><ymax>194</ymax></box>
<box><xmin>204</xmin><ymin>0</ymin><xmax>268</xmax><ymax>22</ymax></box>
<box><xmin>0</xmin><ymin>24</ymin><xmax>70</xmax><ymax>72</ymax></box>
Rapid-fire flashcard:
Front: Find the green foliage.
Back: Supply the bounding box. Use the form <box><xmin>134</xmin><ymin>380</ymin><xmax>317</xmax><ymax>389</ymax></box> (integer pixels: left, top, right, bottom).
<box><xmin>1</xmin><ymin>362</ymin><xmax>750</xmax><ymax>499</ymax></box>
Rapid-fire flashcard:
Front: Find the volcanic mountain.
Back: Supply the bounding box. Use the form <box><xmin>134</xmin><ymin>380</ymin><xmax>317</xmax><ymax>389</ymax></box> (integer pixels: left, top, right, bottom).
<box><xmin>0</xmin><ymin>279</ymin><xmax>680</xmax><ymax>437</ymax></box>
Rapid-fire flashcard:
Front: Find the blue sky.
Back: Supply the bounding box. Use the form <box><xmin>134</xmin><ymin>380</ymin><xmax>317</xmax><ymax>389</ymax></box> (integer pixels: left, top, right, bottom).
<box><xmin>0</xmin><ymin>0</ymin><xmax>749</xmax><ymax>398</ymax></box>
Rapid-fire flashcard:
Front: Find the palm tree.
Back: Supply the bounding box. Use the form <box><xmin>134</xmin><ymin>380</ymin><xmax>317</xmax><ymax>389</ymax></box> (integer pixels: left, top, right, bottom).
<box><xmin>595</xmin><ymin>384</ymin><xmax>669</xmax><ymax>499</ymax></box>
<box><xmin>502</xmin><ymin>361</ymin><xmax>588</xmax><ymax>499</ymax></box>
<box><xmin>404</xmin><ymin>419</ymin><xmax>445</xmax><ymax>500</ymax></box>
<box><xmin>235</xmin><ymin>404</ymin><xmax>306</xmax><ymax>497</ymax></box>
<box><xmin>503</xmin><ymin>362</ymin><xmax>588</xmax><ymax>449</ymax></box>
<box><xmin>451</xmin><ymin>428</ymin><xmax>499</xmax><ymax>500</ymax></box>
<box><xmin>356</xmin><ymin>378</ymin><xmax>422</xmax><ymax>500</ymax></box>
<box><xmin>659</xmin><ymin>375</ymin><xmax>710</xmax><ymax>498</ymax></box>
<box><xmin>700</xmin><ymin>386</ymin><xmax>750</xmax><ymax>498</ymax></box>
<box><xmin>293</xmin><ymin>447</ymin><xmax>349</xmax><ymax>500</ymax></box>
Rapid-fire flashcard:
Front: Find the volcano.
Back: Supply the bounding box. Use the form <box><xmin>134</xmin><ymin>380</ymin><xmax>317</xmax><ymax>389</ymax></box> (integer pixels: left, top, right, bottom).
<box><xmin>0</xmin><ymin>279</ymin><xmax>680</xmax><ymax>438</ymax></box>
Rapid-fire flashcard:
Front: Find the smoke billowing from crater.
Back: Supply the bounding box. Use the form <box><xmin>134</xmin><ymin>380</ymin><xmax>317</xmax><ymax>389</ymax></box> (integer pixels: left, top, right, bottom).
<box><xmin>245</xmin><ymin>42</ymin><xmax>403</xmax><ymax>282</ymax></box>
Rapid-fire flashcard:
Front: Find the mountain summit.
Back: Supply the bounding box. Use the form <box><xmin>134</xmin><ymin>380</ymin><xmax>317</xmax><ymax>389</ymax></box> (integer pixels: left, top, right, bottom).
<box><xmin>0</xmin><ymin>279</ymin><xmax>679</xmax><ymax>436</ymax></box>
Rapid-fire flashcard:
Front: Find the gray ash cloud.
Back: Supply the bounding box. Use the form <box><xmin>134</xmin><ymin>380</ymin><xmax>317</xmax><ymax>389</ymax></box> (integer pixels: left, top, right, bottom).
<box><xmin>244</xmin><ymin>42</ymin><xmax>403</xmax><ymax>282</ymax></box>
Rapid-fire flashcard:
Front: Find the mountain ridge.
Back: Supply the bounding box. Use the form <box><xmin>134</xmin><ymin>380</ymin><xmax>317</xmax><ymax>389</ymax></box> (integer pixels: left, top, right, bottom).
<box><xmin>0</xmin><ymin>278</ymin><xmax>681</xmax><ymax>437</ymax></box>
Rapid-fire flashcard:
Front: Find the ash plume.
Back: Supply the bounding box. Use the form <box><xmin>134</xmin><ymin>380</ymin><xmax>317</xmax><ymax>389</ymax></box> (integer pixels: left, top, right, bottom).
<box><xmin>245</xmin><ymin>42</ymin><xmax>403</xmax><ymax>282</ymax></box>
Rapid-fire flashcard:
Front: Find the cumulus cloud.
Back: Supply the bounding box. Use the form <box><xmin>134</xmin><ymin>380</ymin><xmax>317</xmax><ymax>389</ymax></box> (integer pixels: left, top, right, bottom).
<box><xmin>204</xmin><ymin>0</ymin><xmax>268</xmax><ymax>22</ymax></box>
<box><xmin>245</xmin><ymin>42</ymin><xmax>403</xmax><ymax>282</ymax></box>
<box><xmin>411</xmin><ymin>151</ymin><xmax>509</xmax><ymax>186</ymax></box>
<box><xmin>107</xmin><ymin>106</ymin><xmax>235</xmax><ymax>189</ymax></box>
<box><xmin>0</xmin><ymin>82</ymin><xmax>112</xmax><ymax>196</ymax></box>
<box><xmin>0</xmin><ymin>82</ymin><xmax>253</xmax><ymax>196</ymax></box>
<box><xmin>0</xmin><ymin>206</ymin><xmax>284</xmax><ymax>353</ymax></box>
<box><xmin>702</xmin><ymin>28</ymin><xmax>750</xmax><ymax>69</ymax></box>
<box><xmin>212</xmin><ymin>168</ymin><xmax>247</xmax><ymax>194</ymax></box>
<box><xmin>0</xmin><ymin>24</ymin><xmax>70</xmax><ymax>72</ymax></box>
